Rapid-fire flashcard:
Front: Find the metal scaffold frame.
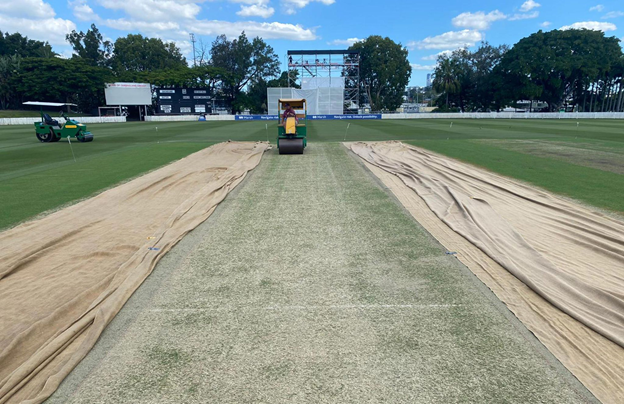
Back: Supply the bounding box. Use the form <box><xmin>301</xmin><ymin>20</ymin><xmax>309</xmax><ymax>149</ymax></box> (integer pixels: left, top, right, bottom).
<box><xmin>287</xmin><ymin>49</ymin><xmax>360</xmax><ymax>113</ymax></box>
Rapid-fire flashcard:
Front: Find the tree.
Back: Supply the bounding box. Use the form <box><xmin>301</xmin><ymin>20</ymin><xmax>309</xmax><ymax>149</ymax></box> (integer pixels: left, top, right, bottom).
<box><xmin>244</xmin><ymin>71</ymin><xmax>299</xmax><ymax>114</ymax></box>
<box><xmin>433</xmin><ymin>57</ymin><xmax>461</xmax><ymax>109</ymax></box>
<box><xmin>140</xmin><ymin>66</ymin><xmax>197</xmax><ymax>88</ymax></box>
<box><xmin>0</xmin><ymin>54</ymin><xmax>21</xmax><ymax>109</ymax></box>
<box><xmin>111</xmin><ymin>34</ymin><xmax>186</xmax><ymax>76</ymax></box>
<box><xmin>0</xmin><ymin>31</ymin><xmax>55</xmax><ymax>58</ymax></box>
<box><xmin>66</xmin><ymin>24</ymin><xmax>112</xmax><ymax>67</ymax></box>
<box><xmin>193</xmin><ymin>38</ymin><xmax>211</xmax><ymax>66</ymax></box>
<box><xmin>612</xmin><ymin>57</ymin><xmax>624</xmax><ymax>112</ymax></box>
<box><xmin>210</xmin><ymin>32</ymin><xmax>280</xmax><ymax>113</ymax></box>
<box><xmin>245</xmin><ymin>78</ymin><xmax>268</xmax><ymax>114</ymax></box>
<box><xmin>269</xmin><ymin>71</ymin><xmax>298</xmax><ymax>88</ymax></box>
<box><xmin>348</xmin><ymin>36</ymin><xmax>411</xmax><ymax>111</ymax></box>
<box><xmin>14</xmin><ymin>58</ymin><xmax>112</xmax><ymax>112</ymax></box>
<box><xmin>432</xmin><ymin>43</ymin><xmax>508</xmax><ymax>112</ymax></box>
<box><xmin>142</xmin><ymin>65</ymin><xmax>228</xmax><ymax>92</ymax></box>
<box><xmin>497</xmin><ymin>29</ymin><xmax>622</xmax><ymax>111</ymax></box>
<box><xmin>469</xmin><ymin>43</ymin><xmax>509</xmax><ymax>111</ymax></box>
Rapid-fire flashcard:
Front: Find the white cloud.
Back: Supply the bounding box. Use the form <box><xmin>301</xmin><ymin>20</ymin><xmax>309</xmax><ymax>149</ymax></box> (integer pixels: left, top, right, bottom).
<box><xmin>327</xmin><ymin>37</ymin><xmax>361</xmax><ymax>46</ymax></box>
<box><xmin>69</xmin><ymin>0</ymin><xmax>101</xmax><ymax>22</ymax></box>
<box><xmin>281</xmin><ymin>0</ymin><xmax>335</xmax><ymax>15</ymax></box>
<box><xmin>452</xmin><ymin>10</ymin><xmax>506</xmax><ymax>30</ymax></box>
<box><xmin>187</xmin><ymin>19</ymin><xmax>317</xmax><ymax>40</ymax></box>
<box><xmin>509</xmin><ymin>11</ymin><xmax>539</xmax><ymax>21</ymax></box>
<box><xmin>560</xmin><ymin>21</ymin><xmax>617</xmax><ymax>31</ymax></box>
<box><xmin>96</xmin><ymin>0</ymin><xmax>318</xmax><ymax>41</ymax></box>
<box><xmin>0</xmin><ymin>0</ymin><xmax>55</xmax><ymax>18</ymax></box>
<box><xmin>0</xmin><ymin>14</ymin><xmax>76</xmax><ymax>45</ymax></box>
<box><xmin>603</xmin><ymin>11</ymin><xmax>624</xmax><ymax>19</ymax></box>
<box><xmin>103</xmin><ymin>18</ymin><xmax>181</xmax><ymax>33</ymax></box>
<box><xmin>540</xmin><ymin>21</ymin><xmax>551</xmax><ymax>28</ymax></box>
<box><xmin>590</xmin><ymin>5</ymin><xmax>604</xmax><ymax>12</ymax></box>
<box><xmin>519</xmin><ymin>0</ymin><xmax>540</xmax><ymax>12</ymax></box>
<box><xmin>408</xmin><ymin>30</ymin><xmax>483</xmax><ymax>50</ymax></box>
<box><xmin>231</xmin><ymin>0</ymin><xmax>270</xmax><ymax>4</ymax></box>
<box><xmin>168</xmin><ymin>39</ymin><xmax>192</xmax><ymax>57</ymax></box>
<box><xmin>236</xmin><ymin>5</ymin><xmax>275</xmax><ymax>18</ymax></box>
<box><xmin>421</xmin><ymin>50</ymin><xmax>452</xmax><ymax>61</ymax></box>
<box><xmin>411</xmin><ymin>63</ymin><xmax>436</xmax><ymax>71</ymax></box>
<box><xmin>97</xmin><ymin>0</ymin><xmax>201</xmax><ymax>22</ymax></box>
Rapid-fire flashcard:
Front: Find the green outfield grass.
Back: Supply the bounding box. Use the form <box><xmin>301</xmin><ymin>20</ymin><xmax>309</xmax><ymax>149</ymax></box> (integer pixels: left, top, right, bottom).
<box><xmin>1</xmin><ymin>119</ymin><xmax>623</xmax><ymax>230</ymax></box>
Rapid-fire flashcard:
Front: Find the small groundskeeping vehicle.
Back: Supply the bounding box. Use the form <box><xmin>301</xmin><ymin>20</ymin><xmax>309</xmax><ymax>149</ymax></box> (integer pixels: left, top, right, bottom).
<box><xmin>277</xmin><ymin>98</ymin><xmax>307</xmax><ymax>154</ymax></box>
<box><xmin>23</xmin><ymin>101</ymin><xmax>94</xmax><ymax>143</ymax></box>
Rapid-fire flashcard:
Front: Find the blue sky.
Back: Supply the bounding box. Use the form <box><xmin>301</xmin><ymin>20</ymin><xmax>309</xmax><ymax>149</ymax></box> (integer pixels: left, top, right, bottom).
<box><xmin>1</xmin><ymin>0</ymin><xmax>623</xmax><ymax>86</ymax></box>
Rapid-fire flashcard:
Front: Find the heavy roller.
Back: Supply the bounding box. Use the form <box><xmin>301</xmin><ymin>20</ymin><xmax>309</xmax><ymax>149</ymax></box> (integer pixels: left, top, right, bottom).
<box><xmin>23</xmin><ymin>101</ymin><xmax>94</xmax><ymax>143</ymax></box>
<box><xmin>277</xmin><ymin>98</ymin><xmax>307</xmax><ymax>154</ymax></box>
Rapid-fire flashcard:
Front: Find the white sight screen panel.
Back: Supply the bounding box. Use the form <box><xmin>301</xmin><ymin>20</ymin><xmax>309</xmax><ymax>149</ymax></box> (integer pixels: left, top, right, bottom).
<box><xmin>267</xmin><ymin>88</ymin><xmax>294</xmax><ymax>115</ymax></box>
<box><xmin>105</xmin><ymin>82</ymin><xmax>152</xmax><ymax>105</ymax></box>
<box><xmin>301</xmin><ymin>77</ymin><xmax>345</xmax><ymax>90</ymax></box>
<box><xmin>267</xmin><ymin>87</ymin><xmax>343</xmax><ymax>115</ymax></box>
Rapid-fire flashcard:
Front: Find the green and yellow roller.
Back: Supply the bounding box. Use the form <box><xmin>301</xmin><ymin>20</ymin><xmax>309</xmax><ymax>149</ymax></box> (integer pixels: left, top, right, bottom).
<box><xmin>277</xmin><ymin>98</ymin><xmax>307</xmax><ymax>154</ymax></box>
<box><xmin>23</xmin><ymin>101</ymin><xmax>94</xmax><ymax>143</ymax></box>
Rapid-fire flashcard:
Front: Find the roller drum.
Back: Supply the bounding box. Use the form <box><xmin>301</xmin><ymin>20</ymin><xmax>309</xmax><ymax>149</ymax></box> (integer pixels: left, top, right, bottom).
<box><xmin>279</xmin><ymin>138</ymin><xmax>304</xmax><ymax>154</ymax></box>
<box><xmin>77</xmin><ymin>132</ymin><xmax>94</xmax><ymax>142</ymax></box>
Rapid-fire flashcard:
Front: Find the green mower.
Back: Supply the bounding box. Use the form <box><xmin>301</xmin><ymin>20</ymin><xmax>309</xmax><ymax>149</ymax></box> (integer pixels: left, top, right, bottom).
<box><xmin>24</xmin><ymin>101</ymin><xmax>94</xmax><ymax>143</ymax></box>
<box><xmin>277</xmin><ymin>98</ymin><xmax>307</xmax><ymax>154</ymax></box>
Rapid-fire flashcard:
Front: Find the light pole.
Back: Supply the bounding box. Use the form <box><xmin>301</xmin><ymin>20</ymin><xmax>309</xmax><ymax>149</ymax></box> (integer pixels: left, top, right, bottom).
<box><xmin>189</xmin><ymin>33</ymin><xmax>197</xmax><ymax>67</ymax></box>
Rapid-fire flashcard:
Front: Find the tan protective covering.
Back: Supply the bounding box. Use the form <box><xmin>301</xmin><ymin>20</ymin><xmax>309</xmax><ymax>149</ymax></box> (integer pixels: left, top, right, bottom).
<box><xmin>0</xmin><ymin>141</ymin><xmax>268</xmax><ymax>404</ymax></box>
<box><xmin>350</xmin><ymin>141</ymin><xmax>624</xmax><ymax>404</ymax></box>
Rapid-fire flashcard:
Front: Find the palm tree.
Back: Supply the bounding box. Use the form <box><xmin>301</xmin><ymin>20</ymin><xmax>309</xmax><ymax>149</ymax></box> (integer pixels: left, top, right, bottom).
<box><xmin>433</xmin><ymin>57</ymin><xmax>460</xmax><ymax>109</ymax></box>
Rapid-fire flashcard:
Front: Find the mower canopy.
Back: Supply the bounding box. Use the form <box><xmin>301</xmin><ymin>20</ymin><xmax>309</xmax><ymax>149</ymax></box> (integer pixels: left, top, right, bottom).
<box><xmin>23</xmin><ymin>101</ymin><xmax>77</xmax><ymax>108</ymax></box>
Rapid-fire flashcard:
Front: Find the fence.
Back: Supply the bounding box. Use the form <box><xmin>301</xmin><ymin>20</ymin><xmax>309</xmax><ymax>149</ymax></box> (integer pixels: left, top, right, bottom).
<box><xmin>145</xmin><ymin>115</ymin><xmax>235</xmax><ymax>122</ymax></box>
<box><xmin>382</xmin><ymin>112</ymin><xmax>624</xmax><ymax>119</ymax></box>
<box><xmin>146</xmin><ymin>112</ymin><xmax>624</xmax><ymax>122</ymax></box>
<box><xmin>0</xmin><ymin>116</ymin><xmax>126</xmax><ymax>126</ymax></box>
<box><xmin>5</xmin><ymin>112</ymin><xmax>621</xmax><ymax>125</ymax></box>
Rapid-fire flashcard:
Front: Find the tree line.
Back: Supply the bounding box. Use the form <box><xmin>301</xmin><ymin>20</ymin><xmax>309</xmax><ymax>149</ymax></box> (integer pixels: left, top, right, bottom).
<box><xmin>2</xmin><ymin>26</ymin><xmax>621</xmax><ymax>115</ymax></box>
<box><xmin>0</xmin><ymin>25</ymin><xmax>286</xmax><ymax>114</ymax></box>
<box><xmin>0</xmin><ymin>26</ymin><xmax>413</xmax><ymax>115</ymax></box>
<box><xmin>433</xmin><ymin>29</ymin><xmax>624</xmax><ymax>113</ymax></box>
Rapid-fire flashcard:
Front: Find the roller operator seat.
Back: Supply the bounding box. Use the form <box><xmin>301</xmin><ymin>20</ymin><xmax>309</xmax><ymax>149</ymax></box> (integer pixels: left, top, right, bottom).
<box><xmin>43</xmin><ymin>113</ymin><xmax>61</xmax><ymax>128</ymax></box>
